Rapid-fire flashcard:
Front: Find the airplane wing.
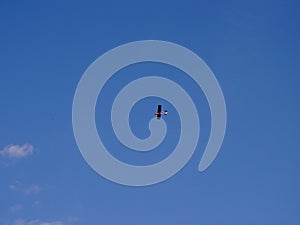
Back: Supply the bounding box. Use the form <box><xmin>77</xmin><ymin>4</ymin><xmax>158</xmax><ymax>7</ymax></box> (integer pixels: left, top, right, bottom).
<box><xmin>157</xmin><ymin>105</ymin><xmax>162</xmax><ymax>113</ymax></box>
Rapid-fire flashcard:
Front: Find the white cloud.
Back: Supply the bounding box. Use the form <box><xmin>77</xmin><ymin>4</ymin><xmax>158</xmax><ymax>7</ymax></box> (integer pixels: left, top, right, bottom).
<box><xmin>10</xmin><ymin>203</ymin><xmax>22</xmax><ymax>213</ymax></box>
<box><xmin>13</xmin><ymin>219</ymin><xmax>65</xmax><ymax>225</ymax></box>
<box><xmin>13</xmin><ymin>219</ymin><xmax>26</xmax><ymax>225</ymax></box>
<box><xmin>8</xmin><ymin>182</ymin><xmax>41</xmax><ymax>195</ymax></box>
<box><xmin>0</xmin><ymin>144</ymin><xmax>34</xmax><ymax>159</ymax></box>
<box><xmin>33</xmin><ymin>200</ymin><xmax>41</xmax><ymax>208</ymax></box>
<box><xmin>9</xmin><ymin>184</ymin><xmax>18</xmax><ymax>191</ymax></box>
<box><xmin>26</xmin><ymin>220</ymin><xmax>39</xmax><ymax>225</ymax></box>
<box><xmin>39</xmin><ymin>222</ymin><xmax>64</xmax><ymax>225</ymax></box>
<box><xmin>24</xmin><ymin>184</ymin><xmax>41</xmax><ymax>195</ymax></box>
<box><xmin>66</xmin><ymin>217</ymin><xmax>78</xmax><ymax>224</ymax></box>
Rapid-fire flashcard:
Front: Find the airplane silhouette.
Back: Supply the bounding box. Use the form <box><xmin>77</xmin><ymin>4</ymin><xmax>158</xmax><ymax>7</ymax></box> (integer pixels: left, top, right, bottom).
<box><xmin>155</xmin><ymin>105</ymin><xmax>168</xmax><ymax>119</ymax></box>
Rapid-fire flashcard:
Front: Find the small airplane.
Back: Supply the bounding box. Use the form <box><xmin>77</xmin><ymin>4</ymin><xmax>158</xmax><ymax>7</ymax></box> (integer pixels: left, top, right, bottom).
<box><xmin>155</xmin><ymin>105</ymin><xmax>168</xmax><ymax>119</ymax></box>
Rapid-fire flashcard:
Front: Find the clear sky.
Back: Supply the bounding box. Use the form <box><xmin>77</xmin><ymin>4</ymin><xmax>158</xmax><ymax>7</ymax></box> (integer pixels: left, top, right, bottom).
<box><xmin>1</xmin><ymin>1</ymin><xmax>299</xmax><ymax>225</ymax></box>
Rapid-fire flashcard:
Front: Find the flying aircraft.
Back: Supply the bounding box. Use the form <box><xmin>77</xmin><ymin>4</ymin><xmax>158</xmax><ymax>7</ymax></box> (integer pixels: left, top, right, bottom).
<box><xmin>155</xmin><ymin>105</ymin><xmax>168</xmax><ymax>119</ymax></box>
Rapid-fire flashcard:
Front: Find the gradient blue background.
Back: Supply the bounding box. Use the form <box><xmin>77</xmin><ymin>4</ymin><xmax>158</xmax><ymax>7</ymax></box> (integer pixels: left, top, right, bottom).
<box><xmin>1</xmin><ymin>1</ymin><xmax>299</xmax><ymax>224</ymax></box>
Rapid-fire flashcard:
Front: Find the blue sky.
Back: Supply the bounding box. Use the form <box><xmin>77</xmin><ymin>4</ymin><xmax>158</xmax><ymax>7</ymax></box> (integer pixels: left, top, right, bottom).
<box><xmin>1</xmin><ymin>0</ymin><xmax>300</xmax><ymax>224</ymax></box>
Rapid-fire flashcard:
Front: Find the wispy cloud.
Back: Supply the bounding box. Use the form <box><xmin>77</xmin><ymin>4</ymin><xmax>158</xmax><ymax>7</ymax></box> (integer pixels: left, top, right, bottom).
<box><xmin>39</xmin><ymin>222</ymin><xmax>64</xmax><ymax>225</ymax></box>
<box><xmin>10</xmin><ymin>203</ymin><xmax>22</xmax><ymax>213</ymax></box>
<box><xmin>0</xmin><ymin>144</ymin><xmax>34</xmax><ymax>159</ymax></box>
<box><xmin>33</xmin><ymin>200</ymin><xmax>41</xmax><ymax>208</ymax></box>
<box><xmin>12</xmin><ymin>218</ymin><xmax>25</xmax><ymax>225</ymax></box>
<box><xmin>11</xmin><ymin>216</ymin><xmax>78</xmax><ymax>225</ymax></box>
<box><xmin>9</xmin><ymin>183</ymin><xmax>19</xmax><ymax>191</ymax></box>
<box><xmin>9</xmin><ymin>182</ymin><xmax>41</xmax><ymax>195</ymax></box>
<box><xmin>13</xmin><ymin>219</ymin><xmax>65</xmax><ymax>225</ymax></box>
<box><xmin>24</xmin><ymin>184</ymin><xmax>41</xmax><ymax>195</ymax></box>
